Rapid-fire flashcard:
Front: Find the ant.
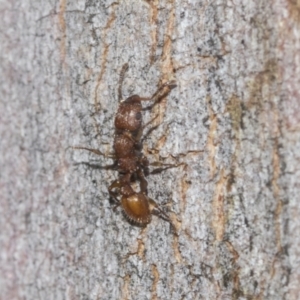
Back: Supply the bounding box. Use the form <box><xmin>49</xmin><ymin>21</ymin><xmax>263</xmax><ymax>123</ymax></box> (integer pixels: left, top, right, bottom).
<box><xmin>74</xmin><ymin>63</ymin><xmax>179</xmax><ymax>232</ymax></box>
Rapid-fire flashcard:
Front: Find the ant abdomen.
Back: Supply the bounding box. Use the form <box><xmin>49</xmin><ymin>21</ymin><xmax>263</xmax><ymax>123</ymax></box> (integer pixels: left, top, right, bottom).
<box><xmin>121</xmin><ymin>193</ymin><xmax>152</xmax><ymax>225</ymax></box>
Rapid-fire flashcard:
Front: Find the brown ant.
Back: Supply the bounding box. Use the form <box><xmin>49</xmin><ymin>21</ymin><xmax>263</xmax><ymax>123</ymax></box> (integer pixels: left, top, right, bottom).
<box><xmin>74</xmin><ymin>63</ymin><xmax>179</xmax><ymax>232</ymax></box>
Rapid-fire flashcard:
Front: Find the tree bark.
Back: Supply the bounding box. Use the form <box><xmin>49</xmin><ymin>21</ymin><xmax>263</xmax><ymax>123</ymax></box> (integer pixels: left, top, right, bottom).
<box><xmin>1</xmin><ymin>0</ymin><xmax>300</xmax><ymax>299</ymax></box>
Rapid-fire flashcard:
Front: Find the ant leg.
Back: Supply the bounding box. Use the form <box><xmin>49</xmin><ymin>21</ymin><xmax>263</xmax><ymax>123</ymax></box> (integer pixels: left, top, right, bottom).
<box><xmin>148</xmin><ymin>198</ymin><xmax>178</xmax><ymax>235</ymax></box>
<box><xmin>141</xmin><ymin>115</ymin><xmax>159</xmax><ymax>131</ymax></box>
<box><xmin>73</xmin><ymin>146</ymin><xmax>115</xmax><ymax>158</ymax></box>
<box><xmin>108</xmin><ymin>173</ymin><xmax>132</xmax><ymax>207</ymax></box>
<box><xmin>73</xmin><ymin>146</ymin><xmax>116</xmax><ymax>169</ymax></box>
<box><xmin>138</xmin><ymin>115</ymin><xmax>161</xmax><ymax>145</ymax></box>
<box><xmin>73</xmin><ymin>161</ymin><xmax>117</xmax><ymax>170</ymax></box>
<box><xmin>138</xmin><ymin>155</ymin><xmax>149</xmax><ymax>176</ymax></box>
<box><xmin>141</xmin><ymin>123</ymin><xmax>160</xmax><ymax>145</ymax></box>
<box><xmin>118</xmin><ymin>63</ymin><xmax>129</xmax><ymax>101</ymax></box>
<box><xmin>137</xmin><ymin>169</ymin><xmax>148</xmax><ymax>194</ymax></box>
<box><xmin>149</xmin><ymin>162</ymin><xmax>184</xmax><ymax>175</ymax></box>
<box><xmin>108</xmin><ymin>180</ymin><xmax>122</xmax><ymax>207</ymax></box>
<box><xmin>140</xmin><ymin>80</ymin><xmax>177</xmax><ymax>110</ymax></box>
<box><xmin>129</xmin><ymin>116</ymin><xmax>159</xmax><ymax>145</ymax></box>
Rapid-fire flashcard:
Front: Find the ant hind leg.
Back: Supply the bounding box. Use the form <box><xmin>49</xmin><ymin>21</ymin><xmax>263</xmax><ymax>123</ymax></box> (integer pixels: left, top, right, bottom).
<box><xmin>148</xmin><ymin>198</ymin><xmax>178</xmax><ymax>236</ymax></box>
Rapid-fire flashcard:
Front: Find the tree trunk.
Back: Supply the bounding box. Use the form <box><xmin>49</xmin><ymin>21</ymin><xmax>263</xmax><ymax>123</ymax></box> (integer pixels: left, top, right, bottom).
<box><xmin>1</xmin><ymin>0</ymin><xmax>299</xmax><ymax>299</ymax></box>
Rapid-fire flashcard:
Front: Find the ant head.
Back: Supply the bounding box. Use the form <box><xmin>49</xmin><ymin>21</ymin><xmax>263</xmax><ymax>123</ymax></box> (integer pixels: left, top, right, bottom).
<box><xmin>115</xmin><ymin>96</ymin><xmax>143</xmax><ymax>132</ymax></box>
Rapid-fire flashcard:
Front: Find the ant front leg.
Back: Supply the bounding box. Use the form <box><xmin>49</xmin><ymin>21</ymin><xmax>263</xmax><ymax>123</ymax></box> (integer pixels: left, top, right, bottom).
<box><xmin>139</xmin><ymin>116</ymin><xmax>160</xmax><ymax>145</ymax></box>
<box><xmin>140</xmin><ymin>80</ymin><xmax>177</xmax><ymax>110</ymax></box>
<box><xmin>131</xmin><ymin>115</ymin><xmax>159</xmax><ymax>143</ymax></box>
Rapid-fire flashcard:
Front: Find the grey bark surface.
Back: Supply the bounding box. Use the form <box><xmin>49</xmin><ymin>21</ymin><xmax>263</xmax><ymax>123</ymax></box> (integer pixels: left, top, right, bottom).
<box><xmin>1</xmin><ymin>0</ymin><xmax>300</xmax><ymax>299</ymax></box>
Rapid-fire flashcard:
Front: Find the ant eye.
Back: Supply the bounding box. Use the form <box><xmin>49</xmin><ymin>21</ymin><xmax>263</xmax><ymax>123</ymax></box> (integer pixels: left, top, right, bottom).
<box><xmin>135</xmin><ymin>112</ymin><xmax>142</xmax><ymax>120</ymax></box>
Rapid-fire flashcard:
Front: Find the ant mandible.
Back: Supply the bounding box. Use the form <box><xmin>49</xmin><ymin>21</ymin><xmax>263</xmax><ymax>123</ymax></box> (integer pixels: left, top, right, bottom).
<box><xmin>74</xmin><ymin>63</ymin><xmax>179</xmax><ymax>232</ymax></box>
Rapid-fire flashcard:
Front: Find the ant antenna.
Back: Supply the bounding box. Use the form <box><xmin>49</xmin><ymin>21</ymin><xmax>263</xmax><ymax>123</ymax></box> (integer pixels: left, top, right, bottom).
<box><xmin>118</xmin><ymin>63</ymin><xmax>129</xmax><ymax>101</ymax></box>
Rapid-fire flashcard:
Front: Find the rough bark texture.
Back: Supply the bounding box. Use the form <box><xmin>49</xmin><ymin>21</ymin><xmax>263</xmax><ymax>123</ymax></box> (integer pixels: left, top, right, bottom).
<box><xmin>1</xmin><ymin>0</ymin><xmax>300</xmax><ymax>299</ymax></box>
